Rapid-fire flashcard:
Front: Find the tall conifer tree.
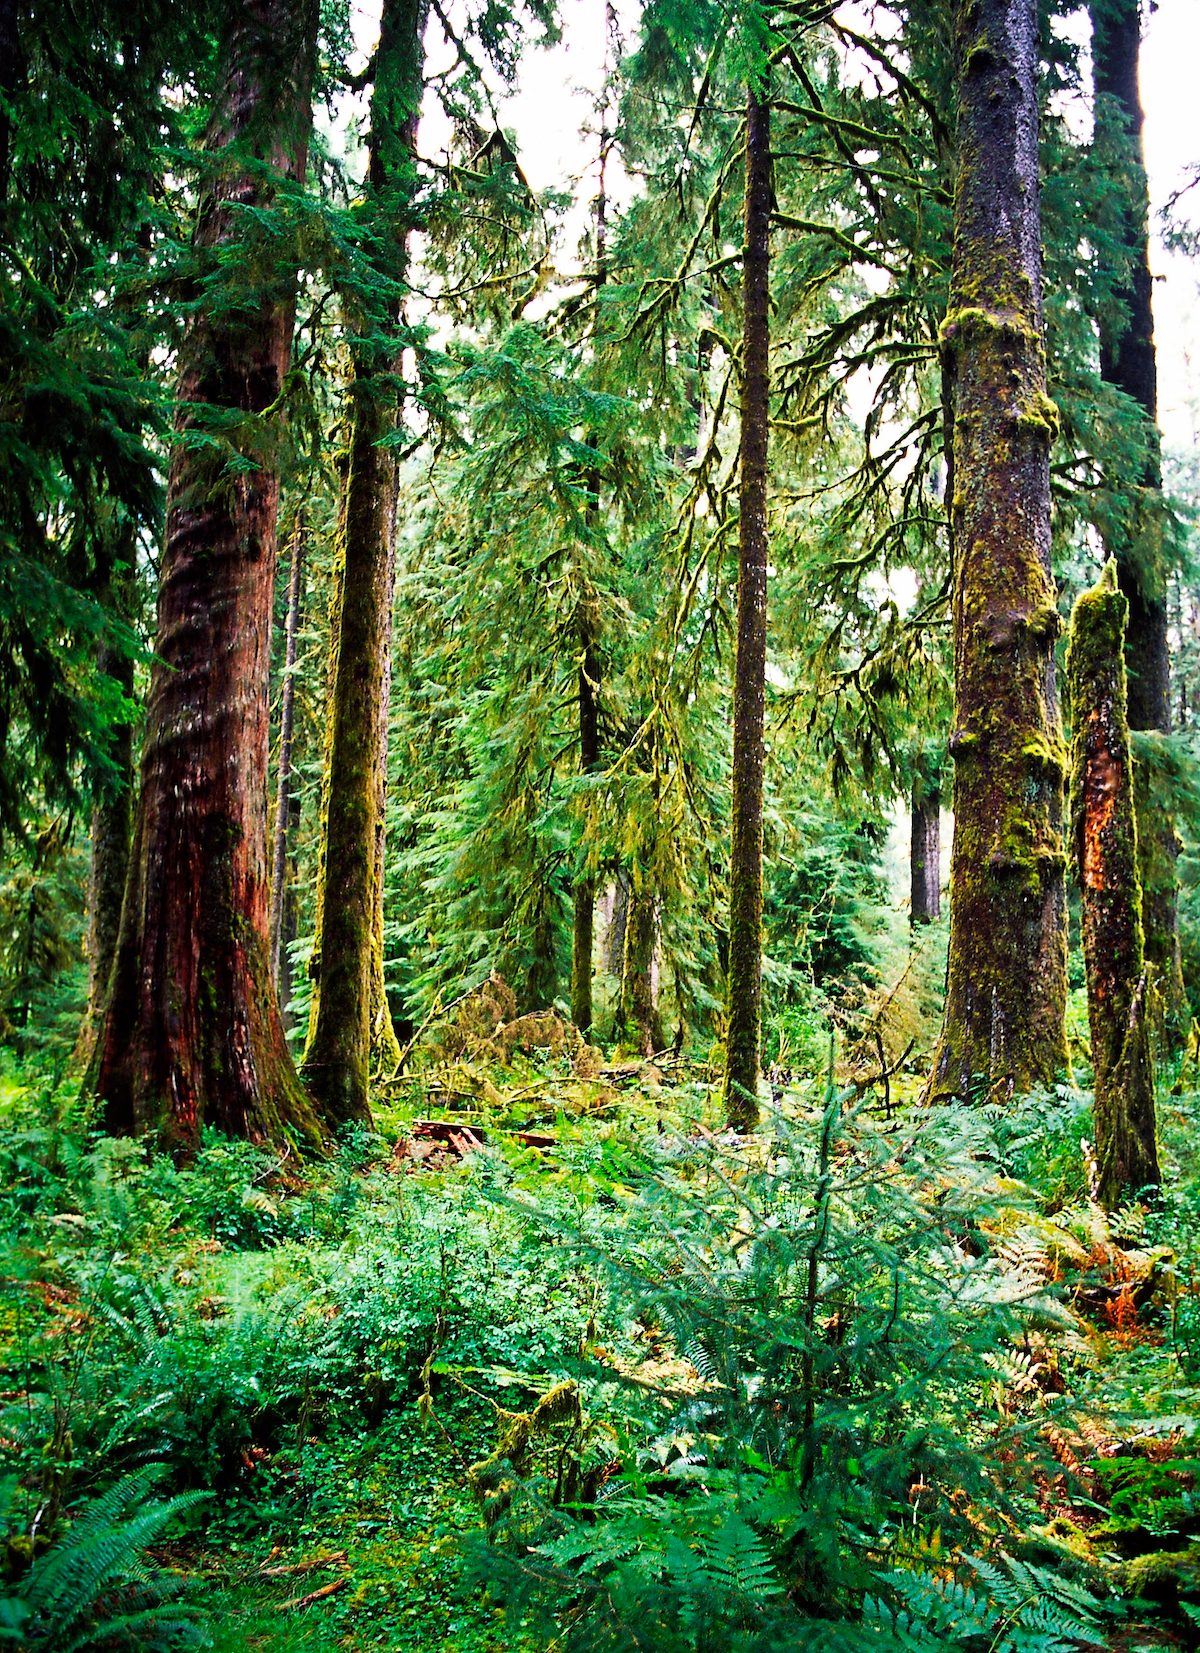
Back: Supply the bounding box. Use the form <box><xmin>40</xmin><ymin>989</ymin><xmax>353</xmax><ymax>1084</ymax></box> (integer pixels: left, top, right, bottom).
<box><xmin>1089</xmin><ymin>0</ymin><xmax>1184</xmax><ymax>1033</ymax></box>
<box><xmin>930</xmin><ymin>0</ymin><xmax>1068</xmax><ymax>1099</ymax></box>
<box><xmin>724</xmin><ymin>82</ymin><xmax>771</xmax><ymax>1130</ymax></box>
<box><xmin>92</xmin><ymin>0</ymin><xmax>324</xmax><ymax>1151</ymax></box>
<box><xmin>303</xmin><ymin>0</ymin><xmax>427</xmax><ymax>1123</ymax></box>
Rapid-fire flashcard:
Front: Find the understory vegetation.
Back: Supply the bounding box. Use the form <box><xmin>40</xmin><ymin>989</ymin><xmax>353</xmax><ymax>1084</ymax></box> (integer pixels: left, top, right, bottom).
<box><xmin>9</xmin><ymin>988</ymin><xmax>1200</xmax><ymax>1651</ymax></box>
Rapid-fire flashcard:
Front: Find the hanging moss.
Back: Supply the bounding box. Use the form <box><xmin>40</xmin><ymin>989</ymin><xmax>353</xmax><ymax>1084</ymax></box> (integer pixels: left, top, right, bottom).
<box><xmin>467</xmin><ymin>1381</ymin><xmax>585</xmax><ymax>1525</ymax></box>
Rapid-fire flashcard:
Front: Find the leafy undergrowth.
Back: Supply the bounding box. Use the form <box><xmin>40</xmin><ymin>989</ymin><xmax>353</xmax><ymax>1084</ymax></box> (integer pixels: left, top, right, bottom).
<box><xmin>3</xmin><ymin>1049</ymin><xmax>1200</xmax><ymax>1649</ymax></box>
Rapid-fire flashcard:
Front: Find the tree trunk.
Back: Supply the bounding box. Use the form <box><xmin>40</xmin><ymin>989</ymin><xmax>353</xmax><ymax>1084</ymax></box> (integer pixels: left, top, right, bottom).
<box><xmin>724</xmin><ymin>87</ymin><xmax>771</xmax><ymax>1132</ymax></box>
<box><xmin>1090</xmin><ymin>0</ymin><xmax>1184</xmax><ymax>1038</ymax></box>
<box><xmin>303</xmin><ymin>0</ymin><xmax>426</xmax><ymax>1124</ymax></box>
<box><xmin>605</xmin><ymin>871</ymin><xmax>629</xmax><ymax>978</ymax></box>
<box><xmin>930</xmin><ymin>0</ymin><xmax>1068</xmax><ymax>1101</ymax></box>
<box><xmin>89</xmin><ymin>0</ymin><xmax>323</xmax><ymax>1154</ymax></box>
<box><xmin>570</xmin><ymin>624</ymin><xmax>600</xmax><ymax>1033</ymax></box>
<box><xmin>269</xmin><ymin>516</ymin><xmax>304</xmax><ymax>1028</ymax></box>
<box><xmin>619</xmin><ymin>886</ymin><xmax>662</xmax><ymax>1057</ymax></box>
<box><xmin>1068</xmin><ymin>561</ymin><xmax>1159</xmax><ymax>1206</ymax></box>
<box><xmin>910</xmin><ymin>779</ymin><xmax>940</xmax><ymax>925</ymax></box>
<box><xmin>369</xmin><ymin>553</ymin><xmax>403</xmax><ymax>1075</ymax></box>
<box><xmin>570</xmin><ymin>104</ymin><xmax>611</xmax><ymax>1040</ymax></box>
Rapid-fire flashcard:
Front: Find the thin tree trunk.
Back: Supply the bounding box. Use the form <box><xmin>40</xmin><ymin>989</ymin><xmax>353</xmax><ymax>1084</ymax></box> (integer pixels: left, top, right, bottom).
<box><xmin>1090</xmin><ymin>0</ymin><xmax>1184</xmax><ymax>1038</ymax></box>
<box><xmin>619</xmin><ymin>887</ymin><xmax>662</xmax><ymax>1057</ymax></box>
<box><xmin>571</xmin><ymin>624</ymin><xmax>600</xmax><ymax>1033</ymax></box>
<box><xmin>303</xmin><ymin>0</ymin><xmax>425</xmax><ymax>1123</ymax></box>
<box><xmin>910</xmin><ymin>779</ymin><xmax>940</xmax><ymax>925</ymax></box>
<box><xmin>606</xmin><ymin>871</ymin><xmax>629</xmax><ymax>978</ymax></box>
<box><xmin>369</xmin><ymin>536</ymin><xmax>403</xmax><ymax>1074</ymax></box>
<box><xmin>270</xmin><ymin>516</ymin><xmax>304</xmax><ymax>1026</ymax></box>
<box><xmin>930</xmin><ymin>0</ymin><xmax>1068</xmax><ymax>1101</ymax></box>
<box><xmin>1068</xmin><ymin>561</ymin><xmax>1159</xmax><ymax>1206</ymax></box>
<box><xmin>724</xmin><ymin>87</ymin><xmax>771</xmax><ymax>1132</ymax></box>
<box><xmin>90</xmin><ymin>0</ymin><xmax>323</xmax><ymax>1154</ymax></box>
<box><xmin>570</xmin><ymin>89</ymin><xmax>613</xmax><ymax>1039</ymax></box>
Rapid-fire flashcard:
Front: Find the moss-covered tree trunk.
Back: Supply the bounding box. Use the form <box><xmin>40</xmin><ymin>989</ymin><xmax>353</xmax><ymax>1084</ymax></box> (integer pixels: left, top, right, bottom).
<box><xmin>1068</xmin><ymin>561</ymin><xmax>1159</xmax><ymax>1206</ymax></box>
<box><xmin>724</xmin><ymin>87</ymin><xmax>770</xmax><ymax>1132</ymax></box>
<box><xmin>619</xmin><ymin>885</ymin><xmax>662</xmax><ymax>1057</ymax></box>
<box><xmin>90</xmin><ymin>0</ymin><xmax>324</xmax><ymax>1154</ymax></box>
<box><xmin>930</xmin><ymin>0</ymin><xmax>1068</xmax><ymax>1101</ymax></box>
<box><xmin>269</xmin><ymin>517</ymin><xmax>303</xmax><ymax>1029</ymax></box>
<box><xmin>910</xmin><ymin>777</ymin><xmax>940</xmax><ymax>926</ymax></box>
<box><xmin>302</xmin><ymin>0</ymin><xmax>426</xmax><ymax>1124</ymax></box>
<box><xmin>1090</xmin><ymin>0</ymin><xmax>1184</xmax><ymax>1038</ymax></box>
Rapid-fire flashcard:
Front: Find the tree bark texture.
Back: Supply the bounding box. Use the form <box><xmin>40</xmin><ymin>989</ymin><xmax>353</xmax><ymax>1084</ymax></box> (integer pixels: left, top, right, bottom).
<box><xmin>570</xmin><ymin>621</ymin><xmax>600</xmax><ymax>1034</ymax></box>
<box><xmin>619</xmin><ymin>886</ymin><xmax>662</xmax><ymax>1057</ymax></box>
<box><xmin>910</xmin><ymin>779</ymin><xmax>941</xmax><ymax>925</ymax></box>
<box><xmin>269</xmin><ymin>516</ymin><xmax>303</xmax><ymax>1025</ymax></box>
<box><xmin>931</xmin><ymin>0</ymin><xmax>1068</xmax><ymax>1101</ymax></box>
<box><xmin>605</xmin><ymin>871</ymin><xmax>629</xmax><ymax>979</ymax></box>
<box><xmin>1090</xmin><ymin>0</ymin><xmax>1184</xmax><ymax>1032</ymax></box>
<box><xmin>303</xmin><ymin>0</ymin><xmax>426</xmax><ymax>1123</ymax></box>
<box><xmin>91</xmin><ymin>0</ymin><xmax>323</xmax><ymax>1154</ymax></box>
<box><xmin>370</xmin><ymin>556</ymin><xmax>403</xmax><ymax>1074</ymax></box>
<box><xmin>1067</xmin><ymin>561</ymin><xmax>1159</xmax><ymax>1206</ymax></box>
<box><xmin>724</xmin><ymin>88</ymin><xmax>770</xmax><ymax>1132</ymax></box>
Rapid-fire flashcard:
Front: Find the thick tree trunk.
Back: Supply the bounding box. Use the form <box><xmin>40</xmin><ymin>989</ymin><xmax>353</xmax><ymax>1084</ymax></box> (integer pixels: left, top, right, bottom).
<box><xmin>619</xmin><ymin>886</ymin><xmax>662</xmax><ymax>1057</ymax></box>
<box><xmin>90</xmin><ymin>0</ymin><xmax>323</xmax><ymax>1154</ymax></box>
<box><xmin>910</xmin><ymin>779</ymin><xmax>940</xmax><ymax>925</ymax></box>
<box><xmin>1090</xmin><ymin>0</ymin><xmax>1184</xmax><ymax>1037</ymax></box>
<box><xmin>724</xmin><ymin>88</ymin><xmax>771</xmax><ymax>1132</ymax></box>
<box><xmin>269</xmin><ymin>517</ymin><xmax>303</xmax><ymax>1027</ymax></box>
<box><xmin>1068</xmin><ymin>562</ymin><xmax>1159</xmax><ymax>1206</ymax></box>
<box><xmin>931</xmin><ymin>0</ymin><xmax>1068</xmax><ymax>1101</ymax></box>
<box><xmin>303</xmin><ymin>0</ymin><xmax>425</xmax><ymax>1123</ymax></box>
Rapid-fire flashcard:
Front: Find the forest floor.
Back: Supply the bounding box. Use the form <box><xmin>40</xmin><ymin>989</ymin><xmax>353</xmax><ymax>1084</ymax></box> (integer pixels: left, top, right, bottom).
<box><xmin>6</xmin><ymin>1029</ymin><xmax>1200</xmax><ymax>1651</ymax></box>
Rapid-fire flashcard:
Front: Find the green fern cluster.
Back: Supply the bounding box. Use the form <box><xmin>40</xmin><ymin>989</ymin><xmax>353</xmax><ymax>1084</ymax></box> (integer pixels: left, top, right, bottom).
<box><xmin>0</xmin><ymin>1466</ymin><xmax>208</xmax><ymax>1652</ymax></box>
<box><xmin>468</xmin><ymin>1083</ymin><xmax>1108</xmax><ymax>1649</ymax></box>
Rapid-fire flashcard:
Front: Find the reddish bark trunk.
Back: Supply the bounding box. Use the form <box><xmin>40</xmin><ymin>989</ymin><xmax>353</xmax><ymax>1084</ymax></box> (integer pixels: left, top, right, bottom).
<box><xmin>90</xmin><ymin>0</ymin><xmax>323</xmax><ymax>1153</ymax></box>
<box><xmin>1068</xmin><ymin>561</ymin><xmax>1159</xmax><ymax>1205</ymax></box>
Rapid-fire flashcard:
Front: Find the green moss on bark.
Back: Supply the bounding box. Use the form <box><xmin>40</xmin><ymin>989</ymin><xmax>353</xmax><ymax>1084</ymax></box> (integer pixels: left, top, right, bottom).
<box><xmin>930</xmin><ymin>0</ymin><xmax>1069</xmax><ymax>1102</ymax></box>
<box><xmin>1067</xmin><ymin>561</ymin><xmax>1159</xmax><ymax>1206</ymax></box>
